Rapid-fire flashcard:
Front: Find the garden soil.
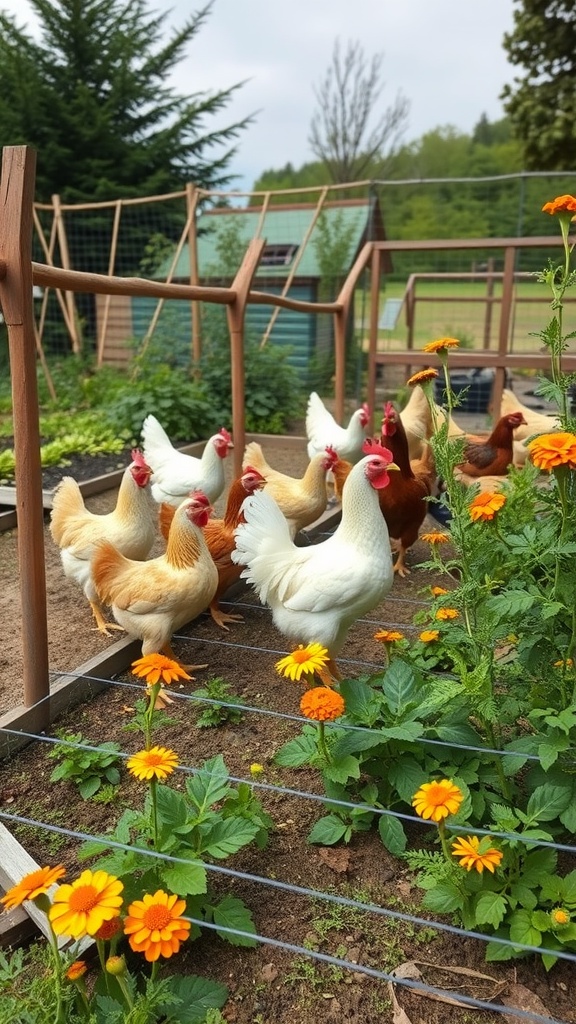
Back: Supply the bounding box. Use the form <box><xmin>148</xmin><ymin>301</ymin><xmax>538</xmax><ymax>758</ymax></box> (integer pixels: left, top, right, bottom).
<box><xmin>0</xmin><ymin>434</ymin><xmax>574</xmax><ymax>1023</ymax></box>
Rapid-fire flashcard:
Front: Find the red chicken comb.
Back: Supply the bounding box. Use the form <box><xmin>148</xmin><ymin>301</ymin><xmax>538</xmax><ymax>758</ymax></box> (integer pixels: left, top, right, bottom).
<box><xmin>187</xmin><ymin>490</ymin><xmax>211</xmax><ymax>507</ymax></box>
<box><xmin>362</xmin><ymin>437</ymin><xmax>395</xmax><ymax>464</ymax></box>
<box><xmin>219</xmin><ymin>427</ymin><xmax>232</xmax><ymax>443</ymax></box>
<box><xmin>383</xmin><ymin>401</ymin><xmax>396</xmax><ymax>419</ymax></box>
<box><xmin>362</xmin><ymin>402</ymin><xmax>370</xmax><ymax>415</ymax></box>
<box><xmin>324</xmin><ymin>444</ymin><xmax>339</xmax><ymax>462</ymax></box>
<box><xmin>242</xmin><ymin>465</ymin><xmax>265</xmax><ymax>478</ymax></box>
<box><xmin>130</xmin><ymin>448</ymin><xmax>148</xmax><ymax>468</ymax></box>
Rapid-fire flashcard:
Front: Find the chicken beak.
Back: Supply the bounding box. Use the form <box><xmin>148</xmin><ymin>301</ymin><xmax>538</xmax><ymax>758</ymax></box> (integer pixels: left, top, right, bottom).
<box><xmin>387</xmin><ymin>462</ymin><xmax>400</xmax><ymax>471</ymax></box>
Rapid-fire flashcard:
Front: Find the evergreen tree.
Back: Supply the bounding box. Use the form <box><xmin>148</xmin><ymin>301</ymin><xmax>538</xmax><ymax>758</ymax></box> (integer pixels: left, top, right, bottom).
<box><xmin>501</xmin><ymin>0</ymin><xmax>576</xmax><ymax>169</ymax></box>
<box><xmin>0</xmin><ymin>0</ymin><xmax>252</xmax><ymax>202</ymax></box>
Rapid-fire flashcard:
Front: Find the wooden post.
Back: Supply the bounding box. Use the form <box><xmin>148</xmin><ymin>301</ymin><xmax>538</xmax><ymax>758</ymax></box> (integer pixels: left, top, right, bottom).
<box><xmin>0</xmin><ymin>146</ymin><xmax>50</xmax><ymax>716</ymax></box>
<box><xmin>366</xmin><ymin>247</ymin><xmax>381</xmax><ymax>433</ymax></box>
<box><xmin>483</xmin><ymin>257</ymin><xmax>495</xmax><ymax>350</ymax></box>
<box><xmin>186</xmin><ymin>183</ymin><xmax>202</xmax><ymax>362</ymax></box>
<box><xmin>52</xmin><ymin>193</ymin><xmax>81</xmax><ymax>352</ymax></box>
<box><xmin>227</xmin><ymin>238</ymin><xmax>266</xmax><ymax>477</ymax></box>
<box><xmin>492</xmin><ymin>246</ymin><xmax>516</xmax><ymax>420</ymax></box>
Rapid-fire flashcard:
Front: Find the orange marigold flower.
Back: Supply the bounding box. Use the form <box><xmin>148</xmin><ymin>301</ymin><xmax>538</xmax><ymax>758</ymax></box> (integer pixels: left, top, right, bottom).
<box><xmin>407</xmin><ymin>368</ymin><xmax>439</xmax><ymax>387</ymax></box>
<box><xmin>451</xmin><ymin>835</ymin><xmax>503</xmax><ymax>873</ymax></box>
<box><xmin>419</xmin><ymin>629</ymin><xmax>440</xmax><ymax>643</ymax></box>
<box><xmin>542</xmin><ymin>194</ymin><xmax>576</xmax><ymax>216</ymax></box>
<box><xmin>554</xmin><ymin>658</ymin><xmax>574</xmax><ymax>669</ymax></box>
<box><xmin>131</xmin><ymin>653</ymin><xmax>191</xmax><ymax>686</ymax></box>
<box><xmin>412</xmin><ymin>779</ymin><xmax>463</xmax><ymax>822</ymax></box>
<box><xmin>1</xmin><ymin>864</ymin><xmax>66</xmax><ymax>910</ymax></box>
<box><xmin>374</xmin><ymin>630</ymin><xmax>405</xmax><ymax>643</ymax></box>
<box><xmin>127</xmin><ymin>746</ymin><xmax>179</xmax><ymax>782</ymax></box>
<box><xmin>469</xmin><ymin>491</ymin><xmax>506</xmax><ymax>522</ymax></box>
<box><xmin>422</xmin><ymin>337</ymin><xmax>460</xmax><ymax>354</ymax></box>
<box><xmin>49</xmin><ymin>870</ymin><xmax>123</xmax><ymax>939</ymax></box>
<box><xmin>431</xmin><ymin>586</ymin><xmax>448</xmax><ymax>597</ymax></box>
<box><xmin>66</xmin><ymin>961</ymin><xmax>87</xmax><ymax>981</ymax></box>
<box><xmin>527</xmin><ymin>432</ymin><xmax>576</xmax><ymax>471</ymax></box>
<box><xmin>94</xmin><ymin>916</ymin><xmax>124</xmax><ymax>941</ymax></box>
<box><xmin>300</xmin><ymin>686</ymin><xmax>345</xmax><ymax>722</ymax></box>
<box><xmin>124</xmin><ymin>890</ymin><xmax>191</xmax><ymax>962</ymax></box>
<box><xmin>435</xmin><ymin>607</ymin><xmax>459</xmax><ymax>621</ymax></box>
<box><xmin>421</xmin><ymin>531</ymin><xmax>449</xmax><ymax>544</ymax></box>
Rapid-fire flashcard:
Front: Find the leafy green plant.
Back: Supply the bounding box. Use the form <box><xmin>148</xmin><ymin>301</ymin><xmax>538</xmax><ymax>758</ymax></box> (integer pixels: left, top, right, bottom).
<box><xmin>192</xmin><ymin>677</ymin><xmax>244</xmax><ymax>728</ymax></box>
<box><xmin>48</xmin><ymin>731</ymin><xmax>122</xmax><ymax>800</ymax></box>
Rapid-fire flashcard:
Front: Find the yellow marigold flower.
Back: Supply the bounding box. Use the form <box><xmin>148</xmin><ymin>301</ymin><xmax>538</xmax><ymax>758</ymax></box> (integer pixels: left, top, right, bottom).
<box><xmin>435</xmin><ymin>607</ymin><xmax>459</xmax><ymax>621</ymax></box>
<box><xmin>300</xmin><ymin>686</ymin><xmax>345</xmax><ymax>722</ymax></box>
<box><xmin>374</xmin><ymin>630</ymin><xmax>405</xmax><ymax>643</ymax></box>
<box><xmin>527</xmin><ymin>432</ymin><xmax>576</xmax><ymax>471</ymax></box>
<box><xmin>127</xmin><ymin>746</ymin><xmax>179</xmax><ymax>782</ymax></box>
<box><xmin>250</xmin><ymin>762</ymin><xmax>265</xmax><ymax>777</ymax></box>
<box><xmin>431</xmin><ymin>586</ymin><xmax>448</xmax><ymax>597</ymax></box>
<box><xmin>421</xmin><ymin>531</ymin><xmax>449</xmax><ymax>544</ymax></box>
<box><xmin>422</xmin><ymin>337</ymin><xmax>460</xmax><ymax>354</ymax></box>
<box><xmin>451</xmin><ymin>835</ymin><xmax>503</xmax><ymax>874</ymax></box>
<box><xmin>124</xmin><ymin>890</ymin><xmax>191</xmax><ymax>962</ymax></box>
<box><xmin>131</xmin><ymin>653</ymin><xmax>191</xmax><ymax>686</ymax></box>
<box><xmin>0</xmin><ymin>864</ymin><xmax>66</xmax><ymax>910</ymax></box>
<box><xmin>66</xmin><ymin>961</ymin><xmax>87</xmax><ymax>981</ymax></box>
<box><xmin>94</xmin><ymin>916</ymin><xmax>124</xmax><ymax>941</ymax></box>
<box><xmin>542</xmin><ymin>194</ymin><xmax>576</xmax><ymax>216</ymax></box>
<box><xmin>469</xmin><ymin>491</ymin><xmax>506</xmax><ymax>522</ymax></box>
<box><xmin>550</xmin><ymin>907</ymin><xmax>571</xmax><ymax>928</ymax></box>
<box><xmin>407</xmin><ymin>368</ymin><xmax>439</xmax><ymax>388</ymax></box>
<box><xmin>49</xmin><ymin>870</ymin><xmax>123</xmax><ymax>939</ymax></box>
<box><xmin>419</xmin><ymin>629</ymin><xmax>440</xmax><ymax>643</ymax></box>
<box><xmin>275</xmin><ymin>643</ymin><xmax>330</xmax><ymax>682</ymax></box>
<box><xmin>412</xmin><ymin>779</ymin><xmax>463</xmax><ymax>822</ymax></box>
<box><xmin>554</xmin><ymin>658</ymin><xmax>574</xmax><ymax>669</ymax></box>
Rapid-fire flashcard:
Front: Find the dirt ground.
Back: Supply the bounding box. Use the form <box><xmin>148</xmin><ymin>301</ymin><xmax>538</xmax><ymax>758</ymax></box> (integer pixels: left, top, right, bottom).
<box><xmin>1</xmin><ymin>431</ymin><xmax>575</xmax><ymax>1023</ymax></box>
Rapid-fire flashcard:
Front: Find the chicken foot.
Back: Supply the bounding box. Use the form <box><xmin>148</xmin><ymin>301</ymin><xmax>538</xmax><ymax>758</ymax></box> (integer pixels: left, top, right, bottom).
<box><xmin>89</xmin><ymin>601</ymin><xmax>125</xmax><ymax>636</ymax></box>
<box><xmin>209</xmin><ymin>603</ymin><xmax>244</xmax><ymax>631</ymax></box>
<box><xmin>393</xmin><ymin>547</ymin><xmax>411</xmax><ymax>578</ymax></box>
<box><xmin>160</xmin><ymin>642</ymin><xmax>208</xmax><ymax>678</ymax></box>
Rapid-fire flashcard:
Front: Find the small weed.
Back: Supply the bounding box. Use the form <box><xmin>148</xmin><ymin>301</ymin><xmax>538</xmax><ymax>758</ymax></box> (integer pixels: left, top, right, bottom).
<box><xmin>192</xmin><ymin>677</ymin><xmax>244</xmax><ymax>728</ymax></box>
<box><xmin>48</xmin><ymin>730</ymin><xmax>122</xmax><ymax>799</ymax></box>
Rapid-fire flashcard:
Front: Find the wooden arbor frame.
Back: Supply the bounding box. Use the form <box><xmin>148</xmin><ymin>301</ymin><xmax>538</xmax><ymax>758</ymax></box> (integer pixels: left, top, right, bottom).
<box><xmin>0</xmin><ymin>146</ymin><xmax>365</xmax><ymax>719</ymax></box>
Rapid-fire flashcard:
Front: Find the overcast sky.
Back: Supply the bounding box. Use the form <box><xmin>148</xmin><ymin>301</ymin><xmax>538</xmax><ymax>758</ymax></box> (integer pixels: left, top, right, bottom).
<box><xmin>3</xmin><ymin>0</ymin><xmax>517</xmax><ymax>192</ymax></box>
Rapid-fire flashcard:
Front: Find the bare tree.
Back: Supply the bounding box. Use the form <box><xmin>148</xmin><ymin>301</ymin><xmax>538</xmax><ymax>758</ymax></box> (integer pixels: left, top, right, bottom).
<box><xmin>309</xmin><ymin>38</ymin><xmax>410</xmax><ymax>183</ymax></box>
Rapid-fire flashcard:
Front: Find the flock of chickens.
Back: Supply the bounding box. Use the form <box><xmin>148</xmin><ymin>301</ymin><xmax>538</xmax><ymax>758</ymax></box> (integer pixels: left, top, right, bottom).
<box><xmin>49</xmin><ymin>387</ymin><xmax>560</xmax><ymax>679</ymax></box>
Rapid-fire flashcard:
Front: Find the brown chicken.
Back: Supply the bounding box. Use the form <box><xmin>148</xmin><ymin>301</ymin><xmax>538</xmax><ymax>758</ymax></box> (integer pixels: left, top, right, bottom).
<box><xmin>159</xmin><ymin>466</ymin><xmax>266</xmax><ymax>630</ymax></box>
<box><xmin>91</xmin><ymin>491</ymin><xmax>218</xmax><ymax>669</ymax></box>
<box><xmin>332</xmin><ymin>406</ymin><xmax>436</xmax><ymax>577</ymax></box>
<box><xmin>49</xmin><ymin>450</ymin><xmax>156</xmax><ymax>634</ymax></box>
<box><xmin>242</xmin><ymin>441</ymin><xmax>339</xmax><ymax>537</ymax></box>
<box><xmin>456</xmin><ymin>412</ymin><xmax>527</xmax><ymax>478</ymax></box>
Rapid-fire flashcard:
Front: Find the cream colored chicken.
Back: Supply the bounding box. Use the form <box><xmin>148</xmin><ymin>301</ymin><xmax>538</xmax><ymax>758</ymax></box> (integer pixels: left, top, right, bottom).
<box><xmin>91</xmin><ymin>492</ymin><xmax>218</xmax><ymax>668</ymax></box>
<box><xmin>400</xmin><ymin>385</ymin><xmax>464</xmax><ymax>459</ymax></box>
<box><xmin>49</xmin><ymin>450</ymin><xmax>155</xmax><ymax>634</ymax></box>
<box><xmin>242</xmin><ymin>441</ymin><xmax>338</xmax><ymax>537</ymax></box>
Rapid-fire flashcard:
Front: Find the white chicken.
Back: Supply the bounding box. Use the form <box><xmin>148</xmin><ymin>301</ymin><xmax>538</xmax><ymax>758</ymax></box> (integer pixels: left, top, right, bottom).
<box><xmin>49</xmin><ymin>450</ymin><xmax>156</xmax><ymax>634</ymax></box>
<box><xmin>91</xmin><ymin>491</ymin><xmax>218</xmax><ymax>668</ymax></box>
<box><xmin>242</xmin><ymin>441</ymin><xmax>339</xmax><ymax>537</ymax></box>
<box><xmin>232</xmin><ymin>440</ymin><xmax>399</xmax><ymax>678</ymax></box>
<box><xmin>305</xmin><ymin>391</ymin><xmax>370</xmax><ymax>463</ymax></box>
<box><xmin>141</xmin><ymin>414</ymin><xmax>233</xmax><ymax>506</ymax></box>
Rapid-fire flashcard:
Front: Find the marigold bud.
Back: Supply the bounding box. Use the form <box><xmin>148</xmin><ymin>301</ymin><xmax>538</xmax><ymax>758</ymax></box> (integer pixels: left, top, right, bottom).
<box><xmin>106</xmin><ymin>955</ymin><xmax>127</xmax><ymax>977</ymax></box>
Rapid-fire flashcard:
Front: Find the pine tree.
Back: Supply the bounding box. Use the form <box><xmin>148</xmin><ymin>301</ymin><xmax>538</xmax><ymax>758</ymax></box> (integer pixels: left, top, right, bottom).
<box><xmin>0</xmin><ymin>0</ymin><xmax>252</xmax><ymax>202</ymax></box>
<box><xmin>501</xmin><ymin>0</ymin><xmax>576</xmax><ymax>169</ymax></box>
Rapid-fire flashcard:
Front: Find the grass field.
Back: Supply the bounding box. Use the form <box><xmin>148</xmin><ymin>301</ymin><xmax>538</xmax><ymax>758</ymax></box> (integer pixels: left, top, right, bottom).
<box><xmin>357</xmin><ymin>277</ymin><xmax>575</xmax><ymax>354</ymax></box>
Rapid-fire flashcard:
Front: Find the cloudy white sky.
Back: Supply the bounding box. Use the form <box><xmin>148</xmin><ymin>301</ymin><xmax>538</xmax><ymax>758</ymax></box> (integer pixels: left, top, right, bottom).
<box><xmin>3</xmin><ymin>0</ymin><xmax>517</xmax><ymax>192</ymax></box>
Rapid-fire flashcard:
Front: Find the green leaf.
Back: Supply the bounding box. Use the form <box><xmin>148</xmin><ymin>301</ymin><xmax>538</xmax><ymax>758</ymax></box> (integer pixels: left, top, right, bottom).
<box><xmin>155</xmin><ymin>786</ymin><xmax>192</xmax><ymax>835</ymax></box>
<box><xmin>186</xmin><ymin>754</ymin><xmax>230</xmax><ymax>812</ymax></box>
<box><xmin>322</xmin><ymin>754</ymin><xmax>361</xmax><ymax>784</ymax></box>
<box><xmin>200</xmin><ymin>817</ymin><xmax>259</xmax><ymax>859</ymax></box>
<box><xmin>160</xmin><ymin>975</ymin><xmax>228</xmax><ymax>1024</ymax></box>
<box><xmin>212</xmin><ymin>896</ymin><xmax>257</xmax><ymax>947</ymax></box>
<box><xmin>162</xmin><ymin>858</ymin><xmax>207</xmax><ymax>896</ymax></box>
<box><xmin>526</xmin><ymin>784</ymin><xmax>571</xmax><ymax>823</ymax></box>
<box><xmin>509</xmin><ymin>882</ymin><xmax>538</xmax><ymax>910</ymax></box>
<box><xmin>379</xmin><ymin>722</ymin><xmax>424</xmax><ymax>741</ymax></box>
<box><xmin>339</xmin><ymin>677</ymin><xmax>382</xmax><ymax>725</ymax></box>
<box><xmin>78</xmin><ymin>776</ymin><xmax>101</xmax><ymax>799</ymax></box>
<box><xmin>388</xmin><ymin>758</ymin><xmax>428</xmax><ymax>805</ymax></box>
<box><xmin>381</xmin><ymin>660</ymin><xmax>418</xmax><ymax>715</ymax></box>
<box><xmin>508</xmin><ymin>909</ymin><xmax>542</xmax><ymax>949</ymax></box>
<box><xmin>378</xmin><ymin>814</ymin><xmax>407</xmax><ymax>856</ymax></box>
<box><xmin>537</xmin><ymin>738</ymin><xmax>568</xmax><ymax>771</ymax></box>
<box><xmin>521</xmin><ymin>847</ymin><xmax>558</xmax><ymax>886</ymax></box>
<box><xmin>330</xmin><ymin>730</ymin><xmax>385</xmax><ymax>759</ymax></box>
<box><xmin>485</xmin><ymin>591</ymin><xmax>535</xmax><ymax>622</ymax></box>
<box><xmin>422</xmin><ymin>883</ymin><xmax>463</xmax><ymax>914</ymax></box>
<box><xmin>307</xmin><ymin>814</ymin><xmax>349</xmax><ymax>846</ymax></box>
<box><xmin>485</xmin><ymin>939</ymin><xmax>516</xmax><ymax>961</ymax></box>
<box><xmin>474</xmin><ymin>891</ymin><xmax>508</xmax><ymax>928</ymax></box>
<box><xmin>274</xmin><ymin>733</ymin><xmax>317</xmax><ymax>767</ymax></box>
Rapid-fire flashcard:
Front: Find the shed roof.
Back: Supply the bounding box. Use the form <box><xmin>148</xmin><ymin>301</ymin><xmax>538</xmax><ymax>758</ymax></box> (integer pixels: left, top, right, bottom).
<box><xmin>158</xmin><ymin>197</ymin><xmax>389</xmax><ymax>281</ymax></box>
